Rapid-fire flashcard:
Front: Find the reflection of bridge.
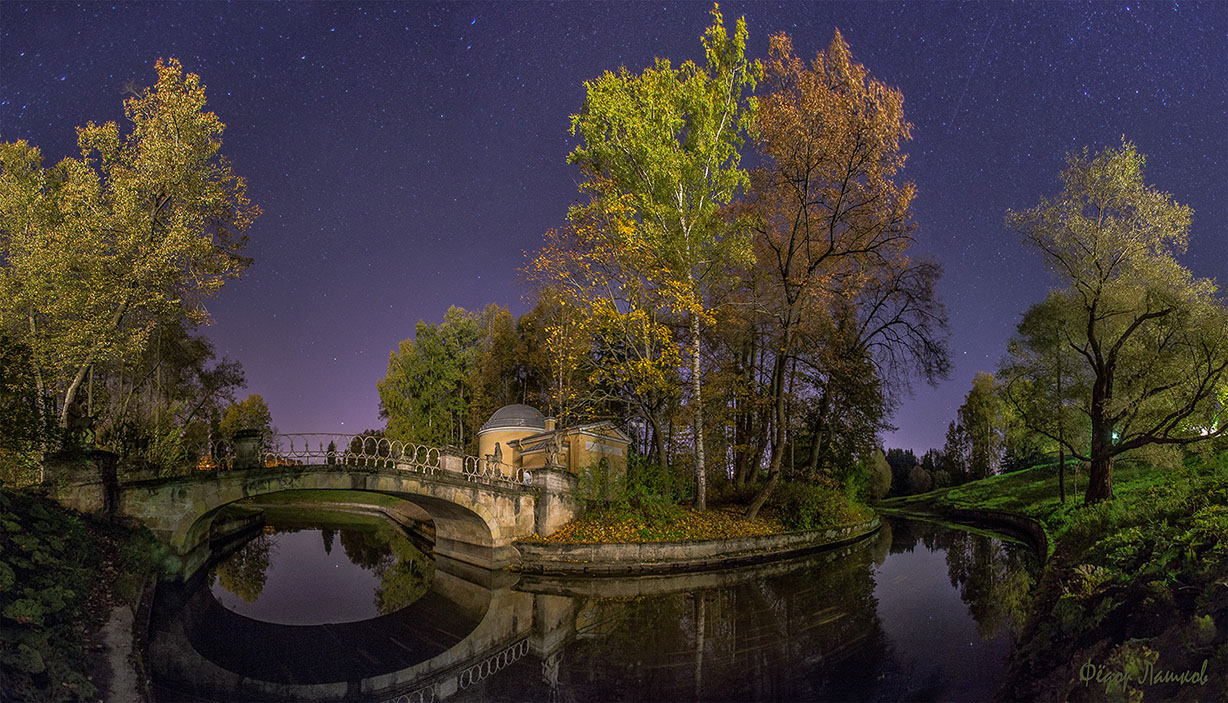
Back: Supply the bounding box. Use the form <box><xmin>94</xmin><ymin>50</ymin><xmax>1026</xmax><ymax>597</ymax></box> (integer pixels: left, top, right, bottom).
<box><xmin>150</xmin><ymin>558</ymin><xmax>578</xmax><ymax>702</ymax></box>
<box><xmin>149</xmin><ymin>535</ymin><xmax>889</xmax><ymax>703</ymax></box>
<box><xmin>45</xmin><ymin>434</ymin><xmax>580</xmax><ymax>577</ymax></box>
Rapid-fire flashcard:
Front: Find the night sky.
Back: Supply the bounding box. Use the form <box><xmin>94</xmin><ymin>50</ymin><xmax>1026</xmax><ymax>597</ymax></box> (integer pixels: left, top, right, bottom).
<box><xmin>2</xmin><ymin>1</ymin><xmax>1224</xmax><ymax>454</ymax></box>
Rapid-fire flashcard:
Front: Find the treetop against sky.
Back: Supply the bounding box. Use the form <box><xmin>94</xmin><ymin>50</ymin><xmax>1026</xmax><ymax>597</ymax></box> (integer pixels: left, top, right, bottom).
<box><xmin>1</xmin><ymin>1</ymin><xmax>1223</xmax><ymax>451</ymax></box>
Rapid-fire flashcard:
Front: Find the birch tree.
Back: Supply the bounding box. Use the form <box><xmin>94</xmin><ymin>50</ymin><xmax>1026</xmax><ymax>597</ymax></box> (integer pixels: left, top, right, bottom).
<box><xmin>566</xmin><ymin>5</ymin><xmax>759</xmax><ymax>509</ymax></box>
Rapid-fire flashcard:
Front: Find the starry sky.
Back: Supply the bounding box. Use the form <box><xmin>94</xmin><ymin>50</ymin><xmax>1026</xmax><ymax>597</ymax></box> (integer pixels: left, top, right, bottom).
<box><xmin>2</xmin><ymin>1</ymin><xmax>1225</xmax><ymax>454</ymax></box>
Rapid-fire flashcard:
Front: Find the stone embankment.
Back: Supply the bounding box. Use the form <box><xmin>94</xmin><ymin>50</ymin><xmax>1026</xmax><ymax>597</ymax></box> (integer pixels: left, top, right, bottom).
<box><xmin>513</xmin><ymin>517</ymin><xmax>880</xmax><ymax>575</ymax></box>
<box><xmin>876</xmin><ymin>504</ymin><xmax>1049</xmax><ymax>561</ymax></box>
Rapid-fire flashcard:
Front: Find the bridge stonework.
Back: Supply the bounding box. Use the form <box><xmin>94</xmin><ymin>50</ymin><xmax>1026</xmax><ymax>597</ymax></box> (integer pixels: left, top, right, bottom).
<box><xmin>45</xmin><ymin>455</ymin><xmax>580</xmax><ymax>578</ymax></box>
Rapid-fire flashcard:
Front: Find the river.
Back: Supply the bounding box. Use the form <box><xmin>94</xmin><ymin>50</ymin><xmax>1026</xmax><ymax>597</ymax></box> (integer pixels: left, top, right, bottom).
<box><xmin>148</xmin><ymin>505</ymin><xmax>1039</xmax><ymax>702</ymax></box>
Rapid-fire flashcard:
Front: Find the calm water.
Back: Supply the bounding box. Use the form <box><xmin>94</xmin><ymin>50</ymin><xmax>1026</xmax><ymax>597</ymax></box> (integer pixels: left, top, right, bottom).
<box><xmin>149</xmin><ymin>509</ymin><xmax>1039</xmax><ymax>702</ymax></box>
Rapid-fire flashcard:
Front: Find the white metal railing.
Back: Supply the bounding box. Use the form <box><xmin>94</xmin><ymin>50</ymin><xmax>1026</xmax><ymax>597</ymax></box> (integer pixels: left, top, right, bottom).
<box><xmin>197</xmin><ymin>433</ymin><xmax>531</xmax><ymax>487</ymax></box>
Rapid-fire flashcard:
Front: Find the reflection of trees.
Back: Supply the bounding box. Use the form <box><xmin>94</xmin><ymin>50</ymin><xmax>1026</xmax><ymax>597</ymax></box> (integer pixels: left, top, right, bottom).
<box><xmin>871</xmin><ymin>519</ymin><xmax>894</xmax><ymax>566</ymax></box>
<box><xmin>553</xmin><ymin>547</ymin><xmax>886</xmax><ymax>700</ymax></box>
<box><xmin>945</xmin><ymin>530</ymin><xmax>1036</xmax><ymax>639</ymax></box>
<box><xmin>334</xmin><ymin>523</ymin><xmax>435</xmax><ymax>615</ymax></box>
<box><xmin>339</xmin><ymin>526</ymin><xmax>395</xmax><ymax>571</ymax></box>
<box><xmin>374</xmin><ymin>529</ymin><xmax>435</xmax><ymax>614</ymax></box>
<box><xmin>321</xmin><ymin>528</ymin><xmax>335</xmax><ymax>555</ymax></box>
<box><xmin>902</xmin><ymin>521</ymin><xmax>1038</xmax><ymax>639</ymax></box>
<box><xmin>216</xmin><ymin>533</ymin><xmax>275</xmax><ymax>603</ymax></box>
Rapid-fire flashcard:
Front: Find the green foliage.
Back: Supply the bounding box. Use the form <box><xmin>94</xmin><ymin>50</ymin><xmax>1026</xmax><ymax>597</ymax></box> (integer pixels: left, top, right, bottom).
<box><xmin>868</xmin><ymin>450</ymin><xmax>892</xmax><ymax>500</ymax></box>
<box><xmin>0</xmin><ymin>336</ymin><xmax>56</xmax><ymax>485</ymax></box>
<box><xmin>622</xmin><ymin>454</ymin><xmax>693</xmax><ymax>515</ymax></box>
<box><xmin>218</xmin><ymin>393</ymin><xmax>273</xmax><ymax>440</ymax></box>
<box><xmin>941</xmin><ymin>449</ymin><xmax>1228</xmax><ymax>700</ymax></box>
<box><xmin>1004</xmin><ymin>140</ymin><xmax>1228</xmax><ymax>501</ymax></box>
<box><xmin>375</xmin><ymin>303</ymin><xmax>491</xmax><ymax>447</ymax></box>
<box><xmin>0</xmin><ymin>489</ymin><xmax>156</xmax><ymax>701</ymax></box>
<box><xmin>577</xmin><ymin>459</ymin><xmax>623</xmax><ymax>503</ymax></box>
<box><xmin>906</xmin><ymin>465</ymin><xmax>932</xmax><ymax>494</ymax></box>
<box><xmin>0</xmin><ymin>58</ymin><xmax>258</xmax><ymax>430</ymax></box>
<box><xmin>768</xmin><ymin>481</ymin><xmax>871</xmax><ymax>531</ymax></box>
<box><xmin>958</xmin><ymin>371</ymin><xmax>1005</xmax><ymax>479</ymax></box>
<box><xmin>579</xmin><ymin>454</ymin><xmax>692</xmax><ymax>522</ymax></box>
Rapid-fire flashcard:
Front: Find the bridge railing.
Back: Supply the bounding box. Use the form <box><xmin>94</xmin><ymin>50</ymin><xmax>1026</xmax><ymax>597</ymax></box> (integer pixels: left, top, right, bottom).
<box><xmin>198</xmin><ymin>433</ymin><xmax>531</xmax><ymax>488</ymax></box>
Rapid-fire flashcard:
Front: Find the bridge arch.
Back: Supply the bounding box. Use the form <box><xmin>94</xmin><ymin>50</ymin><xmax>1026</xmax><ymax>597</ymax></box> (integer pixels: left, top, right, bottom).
<box><xmin>114</xmin><ymin>465</ymin><xmax>538</xmax><ymax>577</ymax></box>
<box><xmin>149</xmin><ymin>557</ymin><xmax>539</xmax><ymax>701</ymax></box>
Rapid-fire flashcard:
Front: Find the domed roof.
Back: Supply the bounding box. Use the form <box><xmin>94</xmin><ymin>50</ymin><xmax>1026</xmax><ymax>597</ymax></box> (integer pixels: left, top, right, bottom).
<box><xmin>479</xmin><ymin>403</ymin><xmax>547</xmax><ymax>433</ymax></box>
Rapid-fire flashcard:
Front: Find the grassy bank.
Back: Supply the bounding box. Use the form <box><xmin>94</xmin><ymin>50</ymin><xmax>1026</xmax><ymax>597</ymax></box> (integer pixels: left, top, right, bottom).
<box><xmin>881</xmin><ymin>450</ymin><xmax>1228</xmax><ymax>701</ymax></box>
<box><xmin>1</xmin><ymin>489</ymin><xmax>159</xmax><ymax>701</ymax></box>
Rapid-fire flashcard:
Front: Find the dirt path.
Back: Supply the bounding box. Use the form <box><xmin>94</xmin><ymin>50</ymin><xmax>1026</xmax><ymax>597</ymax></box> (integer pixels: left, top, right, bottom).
<box><xmin>93</xmin><ymin>604</ymin><xmax>144</xmax><ymax>702</ymax></box>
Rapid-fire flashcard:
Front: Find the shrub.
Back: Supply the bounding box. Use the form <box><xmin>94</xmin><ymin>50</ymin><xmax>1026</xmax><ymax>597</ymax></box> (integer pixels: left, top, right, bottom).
<box><xmin>769</xmin><ymin>481</ymin><xmax>867</xmax><ymax>531</ymax></box>
<box><xmin>869</xmin><ymin>450</ymin><xmax>892</xmax><ymax>500</ymax></box>
<box><xmin>907</xmin><ymin>465</ymin><xmax>932</xmax><ymax>494</ymax></box>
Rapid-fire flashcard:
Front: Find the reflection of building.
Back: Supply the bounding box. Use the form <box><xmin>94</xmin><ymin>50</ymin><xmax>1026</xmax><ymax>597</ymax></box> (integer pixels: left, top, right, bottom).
<box><xmin>476</xmin><ymin>404</ymin><xmax>630</xmax><ymax>480</ymax></box>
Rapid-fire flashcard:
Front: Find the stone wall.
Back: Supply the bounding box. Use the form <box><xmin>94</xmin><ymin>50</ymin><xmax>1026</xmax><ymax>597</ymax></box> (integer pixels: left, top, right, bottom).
<box><xmin>513</xmin><ymin>517</ymin><xmax>880</xmax><ymax>575</ymax></box>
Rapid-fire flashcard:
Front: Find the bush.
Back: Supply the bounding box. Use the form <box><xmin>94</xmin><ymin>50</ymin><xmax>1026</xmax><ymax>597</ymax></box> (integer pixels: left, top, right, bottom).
<box><xmin>869</xmin><ymin>450</ymin><xmax>892</xmax><ymax>500</ymax></box>
<box><xmin>707</xmin><ymin>479</ymin><xmax>761</xmax><ymax>506</ymax></box>
<box><xmin>769</xmin><ymin>481</ymin><xmax>868</xmax><ymax>531</ymax></box>
<box><xmin>579</xmin><ymin>454</ymin><xmax>692</xmax><ymax>521</ymax></box>
<box><xmin>907</xmin><ymin>465</ymin><xmax>932</xmax><ymax>494</ymax></box>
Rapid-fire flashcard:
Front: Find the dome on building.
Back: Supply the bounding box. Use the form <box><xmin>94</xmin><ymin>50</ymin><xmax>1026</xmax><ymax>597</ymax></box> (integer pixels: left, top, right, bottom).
<box><xmin>479</xmin><ymin>403</ymin><xmax>547</xmax><ymax>433</ymax></box>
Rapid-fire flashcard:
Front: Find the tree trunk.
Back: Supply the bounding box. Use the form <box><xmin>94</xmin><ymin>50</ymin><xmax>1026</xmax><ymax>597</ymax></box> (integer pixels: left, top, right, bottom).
<box><xmin>1085</xmin><ymin>372</ymin><xmax>1115</xmax><ymax>503</ymax></box>
<box><xmin>1085</xmin><ymin>452</ymin><xmax>1114</xmax><ymax>503</ymax></box>
<box><xmin>1056</xmin><ymin>329</ymin><xmax>1065</xmax><ymax>503</ymax></box>
<box><xmin>650</xmin><ymin>411</ymin><xmax>670</xmax><ymax>474</ymax></box>
<box><xmin>745</xmin><ymin>322</ymin><xmax>794</xmax><ymax>519</ymax></box>
<box><xmin>744</xmin><ymin>468</ymin><xmax>779</xmax><ymax>521</ymax></box>
<box><xmin>1058</xmin><ymin>444</ymin><xmax>1066</xmax><ymax>503</ymax></box>
<box><xmin>691</xmin><ymin>311</ymin><xmax>706</xmax><ymax>511</ymax></box>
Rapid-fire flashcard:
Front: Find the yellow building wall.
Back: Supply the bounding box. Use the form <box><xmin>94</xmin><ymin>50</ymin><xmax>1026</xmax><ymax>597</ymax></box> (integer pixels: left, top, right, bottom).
<box><xmin>478</xmin><ymin>428</ymin><xmax>535</xmax><ymax>467</ymax></box>
<box><xmin>570</xmin><ymin>431</ymin><xmax>628</xmax><ymax>481</ymax></box>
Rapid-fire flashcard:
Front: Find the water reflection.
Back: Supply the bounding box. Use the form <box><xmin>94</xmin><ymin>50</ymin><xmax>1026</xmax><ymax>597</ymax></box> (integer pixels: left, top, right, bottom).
<box><xmin>151</xmin><ymin>514</ymin><xmax>1038</xmax><ymax>702</ymax></box>
<box><xmin>208</xmin><ymin>508</ymin><xmax>434</xmax><ymax>624</ymax></box>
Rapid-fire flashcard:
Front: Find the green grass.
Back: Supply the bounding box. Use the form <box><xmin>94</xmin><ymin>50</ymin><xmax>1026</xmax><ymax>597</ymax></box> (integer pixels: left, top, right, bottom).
<box><xmin>877</xmin><ymin>454</ymin><xmax>1207</xmax><ymax>545</ymax></box>
<box><xmin>239</xmin><ymin>488</ymin><xmax>407</xmax><ymax>508</ymax></box>
<box><xmin>883</xmin><ymin>448</ymin><xmax>1228</xmax><ymax>701</ymax></box>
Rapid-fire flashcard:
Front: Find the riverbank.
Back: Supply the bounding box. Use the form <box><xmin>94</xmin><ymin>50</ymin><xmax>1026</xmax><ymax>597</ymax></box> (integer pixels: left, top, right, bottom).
<box><xmin>880</xmin><ymin>449</ymin><xmax>1228</xmax><ymax>701</ymax></box>
<box><xmin>0</xmin><ymin>489</ymin><xmax>159</xmax><ymax>702</ymax></box>
<box><xmin>515</xmin><ymin>517</ymin><xmax>880</xmax><ymax>575</ymax></box>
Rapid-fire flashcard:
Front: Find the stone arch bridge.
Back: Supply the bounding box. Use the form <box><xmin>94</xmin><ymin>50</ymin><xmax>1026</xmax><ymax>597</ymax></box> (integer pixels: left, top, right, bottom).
<box><xmin>44</xmin><ymin>434</ymin><xmax>580</xmax><ymax>578</ymax></box>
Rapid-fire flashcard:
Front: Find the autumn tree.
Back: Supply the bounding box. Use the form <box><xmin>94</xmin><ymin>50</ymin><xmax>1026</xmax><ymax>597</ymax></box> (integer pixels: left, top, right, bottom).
<box><xmin>741</xmin><ymin>30</ymin><xmax>942</xmax><ymax>517</ymax></box>
<box><xmin>566</xmin><ymin>4</ymin><xmax>759</xmax><ymax>510</ymax></box>
<box><xmin>219</xmin><ymin>394</ymin><xmax>273</xmax><ymax>440</ymax></box>
<box><xmin>527</xmin><ymin>220</ymin><xmax>682</xmax><ymax>471</ymax></box>
<box><xmin>0</xmin><ymin>58</ymin><xmax>259</xmax><ymax>435</ymax></box>
<box><xmin>1005</xmin><ymin>141</ymin><xmax>1228</xmax><ymax>502</ymax></box>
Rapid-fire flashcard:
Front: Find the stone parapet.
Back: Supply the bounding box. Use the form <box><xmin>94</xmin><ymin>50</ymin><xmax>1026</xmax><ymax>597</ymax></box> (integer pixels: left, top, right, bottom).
<box><xmin>531</xmin><ymin>467</ymin><xmax>581</xmax><ymax>537</ymax></box>
<box><xmin>513</xmin><ymin>517</ymin><xmax>880</xmax><ymax>575</ymax></box>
